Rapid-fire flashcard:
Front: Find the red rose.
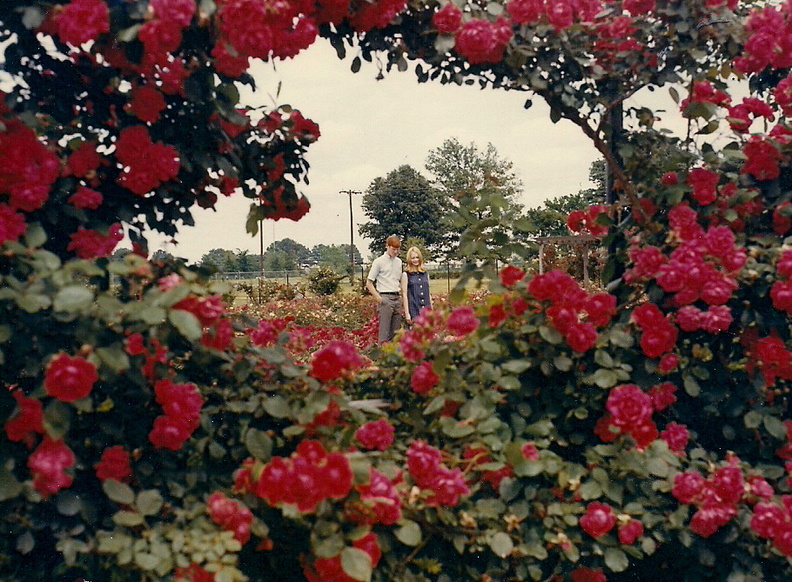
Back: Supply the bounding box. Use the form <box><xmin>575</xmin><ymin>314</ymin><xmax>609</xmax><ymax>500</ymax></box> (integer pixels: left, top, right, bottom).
<box><xmin>0</xmin><ymin>205</ymin><xmax>27</xmax><ymax>244</ymax></box>
<box><xmin>446</xmin><ymin>306</ymin><xmax>479</xmax><ymax>337</ymax></box>
<box><xmin>4</xmin><ymin>390</ymin><xmax>44</xmax><ymax>443</ymax></box>
<box><xmin>44</xmin><ymin>353</ymin><xmax>99</xmax><ymax>403</ymax></box>
<box><xmin>618</xmin><ymin>518</ymin><xmax>644</xmax><ymax>544</ymax></box>
<box><xmin>406</xmin><ymin>440</ymin><xmax>443</xmax><ymax>487</ymax></box>
<box><xmin>174</xmin><ymin>563</ymin><xmax>214</xmax><ymax>582</ymax></box>
<box><xmin>671</xmin><ymin>471</ymin><xmax>705</xmax><ymax>504</ymax></box>
<box><xmin>606</xmin><ymin>384</ymin><xmax>653</xmax><ymax>432</ymax></box>
<box><xmin>27</xmin><ymin>436</ymin><xmax>75</xmax><ymax>498</ymax></box>
<box><xmin>352</xmin><ymin>468</ymin><xmax>402</xmax><ymax>525</ymax></box>
<box><xmin>570</xmin><ymin>567</ymin><xmax>607</xmax><ymax>582</ymax></box>
<box><xmin>432</xmin><ymin>2</ymin><xmax>463</xmax><ymax>33</ymax></box>
<box><xmin>751</xmin><ymin>502</ymin><xmax>785</xmax><ymax>538</ymax></box>
<box><xmin>506</xmin><ymin>0</ymin><xmax>543</xmax><ymax>25</ymax></box>
<box><xmin>94</xmin><ymin>445</ymin><xmax>132</xmax><ymax>482</ymax></box>
<box><xmin>579</xmin><ymin>501</ymin><xmax>616</xmax><ymax>538</ymax></box>
<box><xmin>57</xmin><ymin>0</ymin><xmax>109</xmax><ymax>46</ymax></box>
<box><xmin>309</xmin><ymin>340</ymin><xmax>364</xmax><ymax>382</ymax></box>
<box><xmin>639</xmin><ymin>322</ymin><xmax>678</xmax><ymax>358</ymax></box>
<box><xmin>154</xmin><ymin>379</ymin><xmax>203</xmax><ymax>421</ymax></box>
<box><xmin>355</xmin><ymin>418</ymin><xmax>395</xmax><ymax>450</ymax></box>
<box><xmin>499</xmin><ymin>265</ymin><xmax>526</xmax><ymax>287</ymax></box>
<box><xmin>207</xmin><ymin>492</ymin><xmax>253</xmax><ymax>544</ymax></box>
<box><xmin>148</xmin><ymin>414</ymin><xmax>196</xmax><ymax>450</ymax></box>
<box><xmin>410</xmin><ymin>361</ymin><xmax>439</xmax><ymax>395</ymax></box>
<box><xmin>67</xmin><ymin>186</ymin><xmax>103</xmax><ymax>210</ymax></box>
<box><xmin>564</xmin><ymin>321</ymin><xmax>598</xmax><ymax>353</ymax></box>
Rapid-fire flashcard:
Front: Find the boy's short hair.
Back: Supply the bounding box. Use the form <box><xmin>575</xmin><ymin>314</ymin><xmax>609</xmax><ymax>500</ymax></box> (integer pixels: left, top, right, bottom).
<box><xmin>386</xmin><ymin>235</ymin><xmax>401</xmax><ymax>248</ymax></box>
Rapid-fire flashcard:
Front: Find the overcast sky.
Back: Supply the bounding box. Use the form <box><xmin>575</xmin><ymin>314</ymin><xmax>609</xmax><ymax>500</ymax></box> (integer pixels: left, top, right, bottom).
<box><xmin>144</xmin><ymin>40</ymin><xmax>603</xmax><ymax>263</ymax></box>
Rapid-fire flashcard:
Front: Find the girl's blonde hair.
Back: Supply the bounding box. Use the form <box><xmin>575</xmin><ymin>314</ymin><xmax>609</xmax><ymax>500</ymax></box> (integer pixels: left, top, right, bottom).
<box><xmin>404</xmin><ymin>246</ymin><xmax>426</xmax><ymax>273</ymax></box>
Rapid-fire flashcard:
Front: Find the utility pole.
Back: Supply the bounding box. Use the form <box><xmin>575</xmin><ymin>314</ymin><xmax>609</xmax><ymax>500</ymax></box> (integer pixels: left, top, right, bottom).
<box><xmin>340</xmin><ymin>189</ymin><xmax>361</xmax><ymax>286</ymax></box>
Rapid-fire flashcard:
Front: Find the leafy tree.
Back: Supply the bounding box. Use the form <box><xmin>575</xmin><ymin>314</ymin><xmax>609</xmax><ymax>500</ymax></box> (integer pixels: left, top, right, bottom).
<box><xmin>359</xmin><ymin>165</ymin><xmax>450</xmax><ymax>255</ymax></box>
<box><xmin>150</xmin><ymin>249</ymin><xmax>175</xmax><ymax>263</ymax></box>
<box><xmin>314</xmin><ymin>244</ymin><xmax>362</xmax><ymax>275</ymax></box>
<box><xmin>198</xmin><ymin>248</ymin><xmax>236</xmax><ymax>272</ymax></box>
<box><xmin>425</xmin><ymin>138</ymin><xmax>524</xmax><ymax>207</ymax></box>
<box><xmin>524</xmin><ymin>159</ymin><xmax>607</xmax><ymax>237</ymax></box>
<box><xmin>423</xmin><ymin>139</ymin><xmax>531</xmax><ymax>288</ymax></box>
<box><xmin>265</xmin><ymin>238</ymin><xmax>310</xmax><ymax>268</ymax></box>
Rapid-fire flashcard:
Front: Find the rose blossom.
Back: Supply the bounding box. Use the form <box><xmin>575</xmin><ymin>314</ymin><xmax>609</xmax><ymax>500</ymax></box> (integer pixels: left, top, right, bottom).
<box><xmin>446</xmin><ymin>306</ymin><xmax>479</xmax><ymax>337</ymax></box>
<box><xmin>410</xmin><ymin>361</ymin><xmax>439</xmax><ymax>394</ymax></box>
<box><xmin>94</xmin><ymin>445</ymin><xmax>132</xmax><ymax>482</ymax></box>
<box><xmin>4</xmin><ymin>390</ymin><xmax>44</xmax><ymax>443</ymax></box>
<box><xmin>618</xmin><ymin>518</ymin><xmax>644</xmax><ymax>544</ymax></box>
<box><xmin>56</xmin><ymin>0</ymin><xmax>109</xmax><ymax>46</ymax></box>
<box><xmin>606</xmin><ymin>384</ymin><xmax>653</xmax><ymax>432</ymax></box>
<box><xmin>355</xmin><ymin>418</ymin><xmax>395</xmax><ymax>450</ymax></box>
<box><xmin>432</xmin><ymin>2</ymin><xmax>463</xmax><ymax>33</ymax></box>
<box><xmin>44</xmin><ymin>353</ymin><xmax>99</xmax><ymax>403</ymax></box>
<box><xmin>27</xmin><ymin>436</ymin><xmax>76</xmax><ymax>498</ymax></box>
<box><xmin>570</xmin><ymin>567</ymin><xmax>607</xmax><ymax>582</ymax></box>
<box><xmin>67</xmin><ymin>185</ymin><xmax>103</xmax><ymax>209</ymax></box>
<box><xmin>207</xmin><ymin>491</ymin><xmax>253</xmax><ymax>544</ymax></box>
<box><xmin>579</xmin><ymin>501</ymin><xmax>616</xmax><ymax>538</ymax></box>
<box><xmin>309</xmin><ymin>340</ymin><xmax>364</xmax><ymax>382</ymax></box>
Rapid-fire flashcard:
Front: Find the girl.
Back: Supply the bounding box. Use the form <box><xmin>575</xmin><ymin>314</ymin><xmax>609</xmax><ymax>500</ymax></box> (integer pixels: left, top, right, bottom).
<box><xmin>401</xmin><ymin>246</ymin><xmax>432</xmax><ymax>325</ymax></box>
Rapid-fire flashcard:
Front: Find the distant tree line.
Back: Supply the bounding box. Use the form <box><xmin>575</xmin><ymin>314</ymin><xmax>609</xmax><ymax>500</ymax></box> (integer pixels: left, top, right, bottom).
<box><xmin>192</xmin><ymin>240</ymin><xmax>362</xmax><ymax>275</ymax></box>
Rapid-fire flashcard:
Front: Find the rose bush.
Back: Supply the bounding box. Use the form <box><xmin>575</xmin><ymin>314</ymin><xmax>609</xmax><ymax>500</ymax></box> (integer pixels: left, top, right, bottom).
<box><xmin>3</xmin><ymin>1</ymin><xmax>792</xmax><ymax>582</ymax></box>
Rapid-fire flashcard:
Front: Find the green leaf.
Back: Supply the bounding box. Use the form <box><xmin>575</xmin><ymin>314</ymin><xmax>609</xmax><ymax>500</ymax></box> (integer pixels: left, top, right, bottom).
<box><xmin>395</xmin><ymin>520</ymin><xmax>422</xmax><ymax>546</ymax></box>
<box><xmin>553</xmin><ymin>356</ymin><xmax>572</xmax><ymax>372</ymax></box>
<box><xmin>604</xmin><ymin>547</ymin><xmax>629</xmax><ymax>572</ymax></box>
<box><xmin>136</xmin><ymin>490</ymin><xmax>164</xmax><ymax>516</ymax></box>
<box><xmin>440</xmin><ymin>417</ymin><xmax>476</xmax><ymax>438</ymax></box>
<box><xmin>103</xmin><ymin>480</ymin><xmax>135</xmax><ymax>505</ymax></box>
<box><xmin>764</xmin><ymin>415</ymin><xmax>787</xmax><ymax>440</ymax></box>
<box><xmin>341</xmin><ymin>547</ymin><xmax>372</xmax><ymax>582</ymax></box>
<box><xmin>139</xmin><ymin>306</ymin><xmax>167</xmax><ymax>325</ymax></box>
<box><xmin>578</xmin><ymin>481</ymin><xmax>603</xmax><ymax>500</ymax></box>
<box><xmin>43</xmin><ymin>399</ymin><xmax>71</xmax><ymax>440</ymax></box>
<box><xmin>169</xmin><ymin>309</ymin><xmax>202</xmax><ymax>340</ymax></box>
<box><xmin>538</xmin><ymin>325</ymin><xmax>562</xmax><ymax>344</ymax></box>
<box><xmin>117</xmin><ymin>24</ymin><xmax>142</xmax><ymax>42</ymax></box>
<box><xmin>502</xmin><ymin>359</ymin><xmax>531</xmax><ymax>374</ymax></box>
<box><xmin>263</xmin><ymin>395</ymin><xmax>292</xmax><ymax>419</ymax></box>
<box><xmin>134</xmin><ymin>551</ymin><xmax>160</xmax><ymax>571</ymax></box>
<box><xmin>489</xmin><ymin>532</ymin><xmax>514</xmax><ymax>558</ymax></box>
<box><xmin>53</xmin><ymin>285</ymin><xmax>94</xmax><ymax>313</ymax></box>
<box><xmin>683</xmin><ymin>376</ymin><xmax>701</xmax><ymax>398</ymax></box>
<box><xmin>244</xmin><ymin>428</ymin><xmax>273</xmax><ymax>460</ymax></box>
<box><xmin>592</xmin><ymin>368</ymin><xmax>618</xmax><ymax>389</ymax></box>
<box><xmin>24</xmin><ymin>223</ymin><xmax>47</xmax><ymax>248</ymax></box>
<box><xmin>113</xmin><ymin>510</ymin><xmax>145</xmax><ymax>527</ymax></box>
<box><xmin>0</xmin><ymin>466</ymin><xmax>23</xmax><ymax>501</ymax></box>
<box><xmin>55</xmin><ymin>491</ymin><xmax>81</xmax><ymax>516</ymax></box>
<box><xmin>96</xmin><ymin>345</ymin><xmax>130</xmax><ymax>373</ymax></box>
<box><xmin>744</xmin><ymin>410</ymin><xmax>762</xmax><ymax>429</ymax></box>
<box><xmin>17</xmin><ymin>292</ymin><xmax>51</xmax><ymax>313</ymax></box>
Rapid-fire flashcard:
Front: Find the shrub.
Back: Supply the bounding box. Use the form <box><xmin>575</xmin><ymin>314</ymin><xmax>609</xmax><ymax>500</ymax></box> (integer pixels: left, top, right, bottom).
<box><xmin>306</xmin><ymin>266</ymin><xmax>344</xmax><ymax>296</ymax></box>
